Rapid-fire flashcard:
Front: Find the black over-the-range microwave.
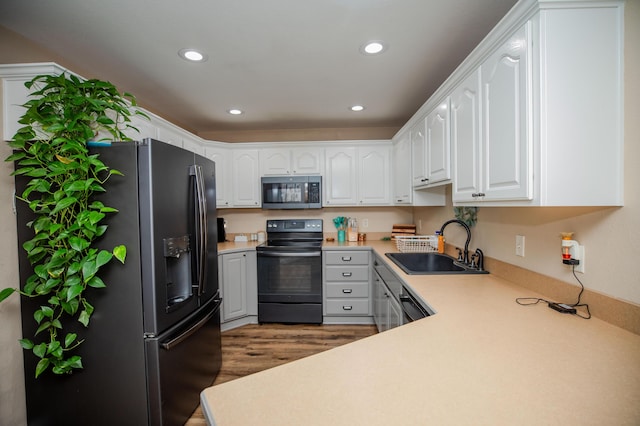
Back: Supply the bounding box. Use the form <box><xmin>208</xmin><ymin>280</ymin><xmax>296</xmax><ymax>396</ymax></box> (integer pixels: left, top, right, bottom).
<box><xmin>261</xmin><ymin>175</ymin><xmax>322</xmax><ymax>209</ymax></box>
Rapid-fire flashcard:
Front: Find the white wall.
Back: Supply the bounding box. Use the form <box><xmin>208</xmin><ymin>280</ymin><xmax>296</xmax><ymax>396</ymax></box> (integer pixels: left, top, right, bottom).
<box><xmin>414</xmin><ymin>0</ymin><xmax>640</xmax><ymax>305</ymax></box>
<box><xmin>0</xmin><ymin>96</ymin><xmax>27</xmax><ymax>424</ymax></box>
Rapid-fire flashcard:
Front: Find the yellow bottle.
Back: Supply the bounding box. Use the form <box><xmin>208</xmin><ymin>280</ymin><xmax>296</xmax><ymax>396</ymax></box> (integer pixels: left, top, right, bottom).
<box><xmin>437</xmin><ymin>234</ymin><xmax>445</xmax><ymax>254</ymax></box>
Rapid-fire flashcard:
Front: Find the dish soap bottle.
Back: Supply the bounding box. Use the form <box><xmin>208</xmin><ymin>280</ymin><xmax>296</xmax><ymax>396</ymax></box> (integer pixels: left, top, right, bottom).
<box><xmin>436</xmin><ymin>231</ymin><xmax>445</xmax><ymax>254</ymax></box>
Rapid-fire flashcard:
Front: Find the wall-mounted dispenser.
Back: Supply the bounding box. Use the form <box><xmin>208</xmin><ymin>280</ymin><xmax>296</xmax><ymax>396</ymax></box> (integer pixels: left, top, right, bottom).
<box><xmin>560</xmin><ymin>232</ymin><xmax>585</xmax><ymax>273</ymax></box>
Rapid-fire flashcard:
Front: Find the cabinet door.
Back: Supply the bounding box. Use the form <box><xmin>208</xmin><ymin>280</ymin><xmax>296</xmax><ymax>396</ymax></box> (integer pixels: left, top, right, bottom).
<box><xmin>451</xmin><ymin>69</ymin><xmax>481</xmax><ymax>202</ymax></box>
<box><xmin>232</xmin><ymin>150</ymin><xmax>261</xmax><ymax>207</ymax></box>
<box><xmin>204</xmin><ymin>146</ymin><xmax>231</xmax><ymax>208</ymax></box>
<box><xmin>373</xmin><ymin>271</ymin><xmax>385</xmax><ymax>332</ymax></box>
<box><xmin>324</xmin><ymin>147</ymin><xmax>358</xmax><ymax>206</ymax></box>
<box><xmin>260</xmin><ymin>148</ymin><xmax>291</xmax><ymax>176</ymax></box>
<box><xmin>481</xmin><ymin>22</ymin><xmax>532</xmax><ymax>201</ymax></box>
<box><xmin>388</xmin><ymin>296</ymin><xmax>402</xmax><ymax>329</ymax></box>
<box><xmin>358</xmin><ymin>145</ymin><xmax>390</xmax><ymax>205</ymax></box>
<box><xmin>411</xmin><ymin>120</ymin><xmax>428</xmax><ymax>187</ymax></box>
<box><xmin>392</xmin><ymin>134</ymin><xmax>412</xmax><ymax>204</ymax></box>
<box><xmin>221</xmin><ymin>252</ymin><xmax>248</xmax><ymax>321</ymax></box>
<box><xmin>291</xmin><ymin>147</ymin><xmax>323</xmax><ymax>175</ymax></box>
<box><xmin>426</xmin><ymin>98</ymin><xmax>451</xmax><ymax>185</ymax></box>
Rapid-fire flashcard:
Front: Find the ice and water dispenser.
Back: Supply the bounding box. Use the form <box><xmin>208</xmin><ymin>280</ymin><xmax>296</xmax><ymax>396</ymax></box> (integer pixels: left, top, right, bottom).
<box><xmin>163</xmin><ymin>235</ymin><xmax>192</xmax><ymax>311</ymax></box>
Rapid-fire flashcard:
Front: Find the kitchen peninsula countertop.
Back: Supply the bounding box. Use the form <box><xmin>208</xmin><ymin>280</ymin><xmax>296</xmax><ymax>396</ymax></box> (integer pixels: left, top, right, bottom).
<box><xmin>205</xmin><ymin>240</ymin><xmax>640</xmax><ymax>425</ymax></box>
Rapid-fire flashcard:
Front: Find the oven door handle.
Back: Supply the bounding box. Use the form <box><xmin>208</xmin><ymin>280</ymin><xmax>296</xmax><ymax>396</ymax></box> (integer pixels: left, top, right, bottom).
<box><xmin>258</xmin><ymin>250</ymin><xmax>322</xmax><ymax>257</ymax></box>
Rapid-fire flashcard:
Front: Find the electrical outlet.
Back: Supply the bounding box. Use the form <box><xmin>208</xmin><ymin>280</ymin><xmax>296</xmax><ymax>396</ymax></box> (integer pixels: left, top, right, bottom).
<box><xmin>515</xmin><ymin>235</ymin><xmax>525</xmax><ymax>257</ymax></box>
<box><xmin>362</xmin><ymin>218</ymin><xmax>369</xmax><ymax>228</ymax></box>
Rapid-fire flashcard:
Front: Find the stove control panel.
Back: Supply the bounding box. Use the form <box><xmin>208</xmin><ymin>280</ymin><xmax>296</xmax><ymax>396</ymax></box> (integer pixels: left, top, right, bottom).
<box><xmin>266</xmin><ymin>219</ymin><xmax>323</xmax><ymax>232</ymax></box>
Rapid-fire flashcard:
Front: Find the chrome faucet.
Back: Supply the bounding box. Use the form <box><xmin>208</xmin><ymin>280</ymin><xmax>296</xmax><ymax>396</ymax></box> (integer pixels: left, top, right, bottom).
<box><xmin>439</xmin><ymin>219</ymin><xmax>472</xmax><ymax>265</ymax></box>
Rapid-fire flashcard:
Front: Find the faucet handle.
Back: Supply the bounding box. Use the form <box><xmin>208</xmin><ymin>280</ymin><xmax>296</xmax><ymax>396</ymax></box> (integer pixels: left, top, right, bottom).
<box><xmin>469</xmin><ymin>253</ymin><xmax>477</xmax><ymax>268</ymax></box>
<box><xmin>456</xmin><ymin>248</ymin><xmax>464</xmax><ymax>261</ymax></box>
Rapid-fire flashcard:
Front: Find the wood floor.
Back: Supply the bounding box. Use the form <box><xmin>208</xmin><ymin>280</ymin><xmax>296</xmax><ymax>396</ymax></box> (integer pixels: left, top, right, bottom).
<box><xmin>184</xmin><ymin>323</ymin><xmax>378</xmax><ymax>425</ymax></box>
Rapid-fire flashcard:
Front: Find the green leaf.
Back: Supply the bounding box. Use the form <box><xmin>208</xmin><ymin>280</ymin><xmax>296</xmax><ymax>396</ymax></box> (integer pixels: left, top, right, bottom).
<box><xmin>35</xmin><ymin>358</ymin><xmax>50</xmax><ymax>378</ymax></box>
<box><xmin>78</xmin><ymin>310</ymin><xmax>90</xmax><ymax>327</ymax></box>
<box><xmin>69</xmin><ymin>236</ymin><xmax>90</xmax><ymax>251</ymax></box>
<box><xmin>0</xmin><ymin>288</ymin><xmax>15</xmax><ymax>302</ymax></box>
<box><xmin>82</xmin><ymin>259</ymin><xmax>98</xmax><ymax>282</ymax></box>
<box><xmin>19</xmin><ymin>339</ymin><xmax>34</xmax><ymax>350</ymax></box>
<box><xmin>64</xmin><ymin>333</ymin><xmax>77</xmax><ymax>348</ymax></box>
<box><xmin>113</xmin><ymin>245</ymin><xmax>126</xmax><ymax>264</ymax></box>
<box><xmin>40</xmin><ymin>306</ymin><xmax>54</xmax><ymax>318</ymax></box>
<box><xmin>36</xmin><ymin>321</ymin><xmax>51</xmax><ymax>335</ymax></box>
<box><xmin>87</xmin><ymin>276</ymin><xmax>106</xmax><ymax>288</ymax></box>
<box><xmin>51</xmin><ymin>197</ymin><xmax>77</xmax><ymax>215</ymax></box>
<box><xmin>96</xmin><ymin>250</ymin><xmax>113</xmax><ymax>268</ymax></box>
<box><xmin>34</xmin><ymin>309</ymin><xmax>45</xmax><ymax>324</ymax></box>
<box><xmin>88</xmin><ymin>211</ymin><xmax>105</xmax><ymax>225</ymax></box>
<box><xmin>33</xmin><ymin>342</ymin><xmax>47</xmax><ymax>358</ymax></box>
<box><xmin>66</xmin><ymin>284</ymin><xmax>84</xmax><ymax>301</ymax></box>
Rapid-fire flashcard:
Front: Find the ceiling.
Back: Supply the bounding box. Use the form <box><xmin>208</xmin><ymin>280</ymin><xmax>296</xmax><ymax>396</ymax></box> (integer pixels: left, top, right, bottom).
<box><xmin>0</xmin><ymin>0</ymin><xmax>518</xmax><ymax>137</ymax></box>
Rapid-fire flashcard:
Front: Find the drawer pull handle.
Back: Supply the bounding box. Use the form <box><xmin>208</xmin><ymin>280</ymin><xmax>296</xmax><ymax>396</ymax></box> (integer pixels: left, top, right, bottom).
<box><xmin>342</xmin><ymin>305</ymin><xmax>353</xmax><ymax>311</ymax></box>
<box><xmin>342</xmin><ymin>289</ymin><xmax>352</xmax><ymax>294</ymax></box>
<box><xmin>342</xmin><ymin>256</ymin><xmax>352</xmax><ymax>261</ymax></box>
<box><xmin>342</xmin><ymin>272</ymin><xmax>352</xmax><ymax>277</ymax></box>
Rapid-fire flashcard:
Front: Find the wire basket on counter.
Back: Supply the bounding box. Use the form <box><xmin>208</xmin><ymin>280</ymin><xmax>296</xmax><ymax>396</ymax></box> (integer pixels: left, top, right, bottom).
<box><xmin>394</xmin><ymin>235</ymin><xmax>438</xmax><ymax>253</ymax></box>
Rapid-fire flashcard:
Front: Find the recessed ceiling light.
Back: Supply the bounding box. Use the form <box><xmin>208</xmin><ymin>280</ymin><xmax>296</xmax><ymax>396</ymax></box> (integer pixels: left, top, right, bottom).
<box><xmin>228</xmin><ymin>109</ymin><xmax>243</xmax><ymax>115</ymax></box>
<box><xmin>350</xmin><ymin>105</ymin><xmax>365</xmax><ymax>112</ymax></box>
<box><xmin>178</xmin><ymin>48</ymin><xmax>208</xmax><ymax>62</ymax></box>
<box><xmin>360</xmin><ymin>41</ymin><xmax>387</xmax><ymax>55</ymax></box>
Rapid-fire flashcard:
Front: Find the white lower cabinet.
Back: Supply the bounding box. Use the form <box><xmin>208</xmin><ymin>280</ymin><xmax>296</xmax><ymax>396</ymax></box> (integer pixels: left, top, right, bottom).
<box><xmin>372</xmin><ymin>263</ymin><xmax>402</xmax><ymax>333</ymax></box>
<box><xmin>219</xmin><ymin>251</ymin><xmax>257</xmax><ymax>326</ymax></box>
<box><xmin>323</xmin><ymin>250</ymin><xmax>373</xmax><ymax>324</ymax></box>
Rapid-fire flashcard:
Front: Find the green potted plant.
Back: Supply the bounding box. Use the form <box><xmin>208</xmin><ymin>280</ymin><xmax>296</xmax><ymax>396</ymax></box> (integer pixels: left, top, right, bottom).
<box><xmin>0</xmin><ymin>72</ymin><xmax>147</xmax><ymax>377</ymax></box>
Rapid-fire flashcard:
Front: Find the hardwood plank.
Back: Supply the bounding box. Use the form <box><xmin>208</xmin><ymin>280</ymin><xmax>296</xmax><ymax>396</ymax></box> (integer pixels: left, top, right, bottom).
<box><xmin>184</xmin><ymin>323</ymin><xmax>378</xmax><ymax>425</ymax></box>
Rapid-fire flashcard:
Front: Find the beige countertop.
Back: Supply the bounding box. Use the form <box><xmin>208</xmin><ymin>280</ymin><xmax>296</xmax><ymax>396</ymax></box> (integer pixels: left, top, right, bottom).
<box><xmin>206</xmin><ymin>241</ymin><xmax>640</xmax><ymax>425</ymax></box>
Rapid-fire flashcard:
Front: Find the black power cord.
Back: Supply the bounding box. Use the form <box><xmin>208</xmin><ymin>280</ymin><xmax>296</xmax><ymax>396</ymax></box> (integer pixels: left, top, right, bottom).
<box><xmin>516</xmin><ymin>263</ymin><xmax>591</xmax><ymax>319</ymax></box>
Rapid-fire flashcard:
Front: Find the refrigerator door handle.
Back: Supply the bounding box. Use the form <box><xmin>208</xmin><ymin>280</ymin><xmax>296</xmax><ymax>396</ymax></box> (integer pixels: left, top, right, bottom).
<box><xmin>190</xmin><ymin>164</ymin><xmax>208</xmax><ymax>297</ymax></box>
<box><xmin>161</xmin><ymin>300</ymin><xmax>221</xmax><ymax>350</ymax></box>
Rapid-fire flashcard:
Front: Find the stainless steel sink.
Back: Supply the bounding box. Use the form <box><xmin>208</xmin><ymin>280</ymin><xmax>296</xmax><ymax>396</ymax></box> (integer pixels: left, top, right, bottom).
<box><xmin>385</xmin><ymin>252</ymin><xmax>489</xmax><ymax>275</ymax></box>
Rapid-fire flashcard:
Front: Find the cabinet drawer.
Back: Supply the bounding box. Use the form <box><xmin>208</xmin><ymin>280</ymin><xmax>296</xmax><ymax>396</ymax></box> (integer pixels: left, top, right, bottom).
<box><xmin>325</xmin><ymin>299</ymin><xmax>370</xmax><ymax>315</ymax></box>
<box><xmin>324</xmin><ymin>251</ymin><xmax>369</xmax><ymax>265</ymax></box>
<box><xmin>325</xmin><ymin>282</ymin><xmax>369</xmax><ymax>298</ymax></box>
<box><xmin>325</xmin><ymin>266</ymin><xmax>369</xmax><ymax>282</ymax></box>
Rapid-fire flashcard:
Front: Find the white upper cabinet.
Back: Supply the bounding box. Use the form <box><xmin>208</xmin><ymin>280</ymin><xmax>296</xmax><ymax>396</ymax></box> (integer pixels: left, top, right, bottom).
<box><xmin>260</xmin><ymin>147</ymin><xmax>323</xmax><ymax>176</ymax></box>
<box><xmin>451</xmin><ymin>69</ymin><xmax>482</xmax><ymax>202</ymax></box>
<box><xmin>392</xmin><ymin>133</ymin><xmax>412</xmax><ymax>204</ymax></box>
<box><xmin>324</xmin><ymin>143</ymin><xmax>391</xmax><ymax>206</ymax></box>
<box><xmin>416</xmin><ymin>0</ymin><xmax>623</xmax><ymax>207</ymax></box>
<box><xmin>480</xmin><ymin>22</ymin><xmax>532</xmax><ymax>202</ymax></box>
<box><xmin>324</xmin><ymin>147</ymin><xmax>358</xmax><ymax>206</ymax></box>
<box><xmin>453</xmin><ymin>23</ymin><xmax>532</xmax><ymax>203</ymax></box>
<box><xmin>410</xmin><ymin>119</ymin><xmax>428</xmax><ymax>187</ymax></box>
<box><xmin>204</xmin><ymin>145</ymin><xmax>232</xmax><ymax>208</ymax></box>
<box><xmin>231</xmin><ymin>149</ymin><xmax>261</xmax><ymax>207</ymax></box>
<box><xmin>425</xmin><ymin>98</ymin><xmax>452</xmax><ymax>185</ymax></box>
<box><xmin>358</xmin><ymin>145</ymin><xmax>391</xmax><ymax>205</ymax></box>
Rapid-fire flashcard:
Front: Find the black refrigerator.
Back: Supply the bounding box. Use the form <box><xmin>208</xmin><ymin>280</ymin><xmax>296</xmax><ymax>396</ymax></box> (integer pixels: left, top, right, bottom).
<box><xmin>14</xmin><ymin>138</ymin><xmax>222</xmax><ymax>425</ymax></box>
